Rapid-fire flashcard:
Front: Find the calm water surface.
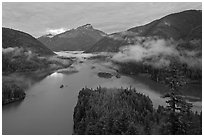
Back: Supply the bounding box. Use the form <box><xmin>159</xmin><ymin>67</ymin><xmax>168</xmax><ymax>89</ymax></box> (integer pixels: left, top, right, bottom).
<box><xmin>2</xmin><ymin>51</ymin><xmax>202</xmax><ymax>135</ymax></box>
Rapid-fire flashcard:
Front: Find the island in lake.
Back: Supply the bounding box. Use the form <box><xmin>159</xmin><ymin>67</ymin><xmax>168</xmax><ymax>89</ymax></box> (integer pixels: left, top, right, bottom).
<box><xmin>2</xmin><ymin>2</ymin><xmax>202</xmax><ymax>135</ymax></box>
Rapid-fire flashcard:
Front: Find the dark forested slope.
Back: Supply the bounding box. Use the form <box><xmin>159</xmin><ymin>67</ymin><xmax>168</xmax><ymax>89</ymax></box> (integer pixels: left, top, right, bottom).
<box><xmin>86</xmin><ymin>10</ymin><xmax>201</xmax><ymax>53</ymax></box>
<box><xmin>73</xmin><ymin>87</ymin><xmax>202</xmax><ymax>135</ymax></box>
<box><xmin>3</xmin><ymin>27</ymin><xmax>54</xmax><ymax>55</ymax></box>
<box><xmin>128</xmin><ymin>10</ymin><xmax>202</xmax><ymax>40</ymax></box>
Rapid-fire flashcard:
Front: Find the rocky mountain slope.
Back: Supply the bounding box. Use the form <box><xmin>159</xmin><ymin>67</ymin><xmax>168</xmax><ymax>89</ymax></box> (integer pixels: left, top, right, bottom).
<box><xmin>38</xmin><ymin>24</ymin><xmax>107</xmax><ymax>51</ymax></box>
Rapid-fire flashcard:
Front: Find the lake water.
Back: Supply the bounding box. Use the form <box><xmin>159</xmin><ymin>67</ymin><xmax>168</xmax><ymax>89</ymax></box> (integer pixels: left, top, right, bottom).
<box><xmin>2</xmin><ymin>51</ymin><xmax>202</xmax><ymax>135</ymax></box>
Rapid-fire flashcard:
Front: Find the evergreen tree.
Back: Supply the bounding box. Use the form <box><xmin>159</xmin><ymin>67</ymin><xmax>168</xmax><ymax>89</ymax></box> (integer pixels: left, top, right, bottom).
<box><xmin>162</xmin><ymin>66</ymin><xmax>193</xmax><ymax>134</ymax></box>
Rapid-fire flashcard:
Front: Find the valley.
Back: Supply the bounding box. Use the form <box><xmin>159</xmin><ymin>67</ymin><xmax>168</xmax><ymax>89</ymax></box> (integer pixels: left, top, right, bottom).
<box><xmin>2</xmin><ymin>6</ymin><xmax>202</xmax><ymax>135</ymax></box>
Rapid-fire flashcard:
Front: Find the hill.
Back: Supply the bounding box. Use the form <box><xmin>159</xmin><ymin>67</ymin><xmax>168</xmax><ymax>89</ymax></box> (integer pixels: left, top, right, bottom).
<box><xmin>2</xmin><ymin>27</ymin><xmax>54</xmax><ymax>56</ymax></box>
<box><xmin>73</xmin><ymin>87</ymin><xmax>202</xmax><ymax>135</ymax></box>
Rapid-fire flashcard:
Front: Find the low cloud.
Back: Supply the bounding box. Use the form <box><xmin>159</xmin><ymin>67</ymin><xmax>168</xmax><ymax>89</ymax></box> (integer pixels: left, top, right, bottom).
<box><xmin>112</xmin><ymin>37</ymin><xmax>201</xmax><ymax>69</ymax></box>
<box><xmin>46</xmin><ymin>28</ymin><xmax>66</xmax><ymax>35</ymax></box>
<box><xmin>3</xmin><ymin>47</ymin><xmax>35</xmax><ymax>61</ymax></box>
<box><xmin>2</xmin><ymin>47</ymin><xmax>16</xmax><ymax>53</ymax></box>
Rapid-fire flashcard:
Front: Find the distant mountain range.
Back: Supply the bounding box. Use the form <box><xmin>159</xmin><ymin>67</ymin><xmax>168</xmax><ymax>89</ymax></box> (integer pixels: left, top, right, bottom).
<box><xmin>3</xmin><ymin>10</ymin><xmax>202</xmax><ymax>54</ymax></box>
<box><xmin>86</xmin><ymin>10</ymin><xmax>202</xmax><ymax>53</ymax></box>
<box><xmin>2</xmin><ymin>27</ymin><xmax>54</xmax><ymax>55</ymax></box>
<box><xmin>38</xmin><ymin>24</ymin><xmax>107</xmax><ymax>51</ymax></box>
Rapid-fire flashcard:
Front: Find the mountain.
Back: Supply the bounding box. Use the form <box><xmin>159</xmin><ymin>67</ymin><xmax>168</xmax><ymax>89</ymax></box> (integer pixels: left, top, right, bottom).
<box><xmin>37</xmin><ymin>33</ymin><xmax>54</xmax><ymax>51</ymax></box>
<box><xmin>128</xmin><ymin>10</ymin><xmax>202</xmax><ymax>40</ymax></box>
<box><xmin>86</xmin><ymin>10</ymin><xmax>202</xmax><ymax>53</ymax></box>
<box><xmin>38</xmin><ymin>24</ymin><xmax>107</xmax><ymax>51</ymax></box>
<box><xmin>2</xmin><ymin>27</ymin><xmax>54</xmax><ymax>55</ymax></box>
<box><xmin>85</xmin><ymin>32</ymin><xmax>129</xmax><ymax>52</ymax></box>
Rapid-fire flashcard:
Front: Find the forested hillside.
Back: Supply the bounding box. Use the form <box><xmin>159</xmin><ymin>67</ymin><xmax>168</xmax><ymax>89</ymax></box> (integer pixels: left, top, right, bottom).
<box><xmin>73</xmin><ymin>87</ymin><xmax>201</xmax><ymax>135</ymax></box>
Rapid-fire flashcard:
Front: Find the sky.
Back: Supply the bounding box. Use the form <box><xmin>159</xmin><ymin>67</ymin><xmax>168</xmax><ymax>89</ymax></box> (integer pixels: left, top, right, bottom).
<box><xmin>2</xmin><ymin>2</ymin><xmax>202</xmax><ymax>38</ymax></box>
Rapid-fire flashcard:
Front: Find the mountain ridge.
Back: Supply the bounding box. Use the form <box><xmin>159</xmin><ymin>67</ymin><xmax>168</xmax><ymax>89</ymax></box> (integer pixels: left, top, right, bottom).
<box><xmin>2</xmin><ymin>27</ymin><xmax>55</xmax><ymax>55</ymax></box>
<box><xmin>128</xmin><ymin>10</ymin><xmax>202</xmax><ymax>40</ymax></box>
<box><xmin>38</xmin><ymin>24</ymin><xmax>107</xmax><ymax>51</ymax></box>
<box><xmin>86</xmin><ymin>10</ymin><xmax>202</xmax><ymax>53</ymax></box>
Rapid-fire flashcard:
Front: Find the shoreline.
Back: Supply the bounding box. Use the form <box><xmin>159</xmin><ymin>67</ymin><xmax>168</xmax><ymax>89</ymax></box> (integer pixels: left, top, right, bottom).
<box><xmin>2</xmin><ymin>94</ymin><xmax>26</xmax><ymax>105</ymax></box>
<box><xmin>2</xmin><ymin>60</ymin><xmax>73</xmax><ymax>106</ymax></box>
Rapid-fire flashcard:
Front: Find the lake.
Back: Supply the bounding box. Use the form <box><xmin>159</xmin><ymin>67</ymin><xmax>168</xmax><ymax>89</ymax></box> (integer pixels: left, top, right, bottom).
<box><xmin>2</xmin><ymin>51</ymin><xmax>202</xmax><ymax>135</ymax></box>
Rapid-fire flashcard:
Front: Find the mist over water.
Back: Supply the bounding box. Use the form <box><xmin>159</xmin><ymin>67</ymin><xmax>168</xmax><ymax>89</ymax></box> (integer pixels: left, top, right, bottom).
<box><xmin>112</xmin><ymin>37</ymin><xmax>202</xmax><ymax>69</ymax></box>
<box><xmin>2</xmin><ymin>51</ymin><xmax>202</xmax><ymax>135</ymax></box>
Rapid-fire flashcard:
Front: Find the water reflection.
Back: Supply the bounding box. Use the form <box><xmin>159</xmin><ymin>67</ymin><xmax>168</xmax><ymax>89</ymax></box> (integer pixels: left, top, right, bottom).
<box><xmin>49</xmin><ymin>72</ymin><xmax>64</xmax><ymax>78</ymax></box>
<box><xmin>2</xmin><ymin>52</ymin><xmax>202</xmax><ymax>135</ymax></box>
<box><xmin>2</xmin><ymin>101</ymin><xmax>23</xmax><ymax>111</ymax></box>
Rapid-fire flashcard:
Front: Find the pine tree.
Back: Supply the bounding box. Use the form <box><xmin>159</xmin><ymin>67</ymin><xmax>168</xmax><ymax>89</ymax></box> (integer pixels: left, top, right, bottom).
<box><xmin>162</xmin><ymin>66</ymin><xmax>193</xmax><ymax>134</ymax></box>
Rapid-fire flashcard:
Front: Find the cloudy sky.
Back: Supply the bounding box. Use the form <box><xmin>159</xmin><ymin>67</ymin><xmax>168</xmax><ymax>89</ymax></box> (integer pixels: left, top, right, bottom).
<box><xmin>2</xmin><ymin>2</ymin><xmax>202</xmax><ymax>38</ymax></box>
